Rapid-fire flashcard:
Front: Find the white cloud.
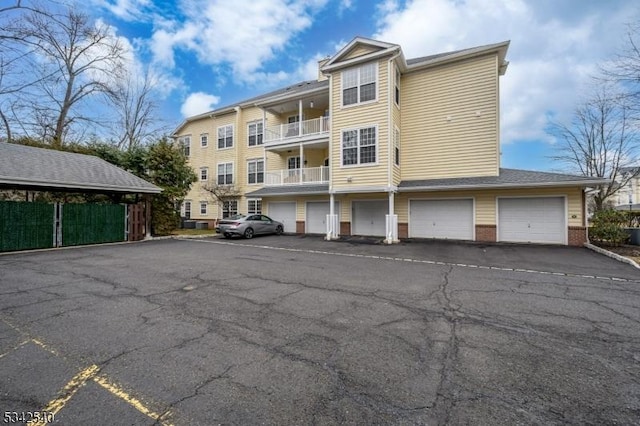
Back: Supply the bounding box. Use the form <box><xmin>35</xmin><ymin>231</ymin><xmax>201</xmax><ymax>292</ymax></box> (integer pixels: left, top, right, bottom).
<box><xmin>149</xmin><ymin>0</ymin><xmax>328</xmax><ymax>85</ymax></box>
<box><xmin>374</xmin><ymin>0</ymin><xmax>638</xmax><ymax>146</ymax></box>
<box><xmin>181</xmin><ymin>92</ymin><xmax>221</xmax><ymax>117</ymax></box>
<box><xmin>92</xmin><ymin>0</ymin><xmax>153</xmax><ymax>21</ymax></box>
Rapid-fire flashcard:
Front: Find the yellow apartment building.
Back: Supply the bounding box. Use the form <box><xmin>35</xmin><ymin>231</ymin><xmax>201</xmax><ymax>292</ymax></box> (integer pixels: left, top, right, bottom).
<box><xmin>173</xmin><ymin>37</ymin><xmax>605</xmax><ymax>245</ymax></box>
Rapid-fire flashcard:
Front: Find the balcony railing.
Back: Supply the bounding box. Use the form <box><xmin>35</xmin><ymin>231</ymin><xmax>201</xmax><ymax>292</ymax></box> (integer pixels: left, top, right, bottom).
<box><xmin>265</xmin><ymin>166</ymin><xmax>329</xmax><ymax>186</ymax></box>
<box><xmin>265</xmin><ymin>116</ymin><xmax>330</xmax><ymax>144</ymax></box>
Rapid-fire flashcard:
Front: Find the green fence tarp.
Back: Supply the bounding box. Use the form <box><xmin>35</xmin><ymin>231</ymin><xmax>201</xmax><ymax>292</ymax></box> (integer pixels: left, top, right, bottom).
<box><xmin>62</xmin><ymin>204</ymin><xmax>126</xmax><ymax>247</ymax></box>
<box><xmin>0</xmin><ymin>201</ymin><xmax>55</xmax><ymax>252</ymax></box>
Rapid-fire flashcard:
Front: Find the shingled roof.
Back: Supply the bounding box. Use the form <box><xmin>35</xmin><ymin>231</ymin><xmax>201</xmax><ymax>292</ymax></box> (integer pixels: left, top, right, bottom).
<box><xmin>398</xmin><ymin>168</ymin><xmax>608</xmax><ymax>191</ymax></box>
<box><xmin>246</xmin><ymin>184</ymin><xmax>329</xmax><ymax>197</ymax></box>
<box><xmin>0</xmin><ymin>143</ymin><xmax>161</xmax><ymax>194</ymax></box>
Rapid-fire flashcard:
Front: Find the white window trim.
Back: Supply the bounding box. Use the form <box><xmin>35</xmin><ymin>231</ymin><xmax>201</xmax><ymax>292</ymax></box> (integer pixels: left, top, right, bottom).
<box><xmin>222</xmin><ymin>200</ymin><xmax>239</xmax><ymax>218</ymax></box>
<box><xmin>247</xmin><ymin>121</ymin><xmax>264</xmax><ymax>147</ymax></box>
<box><xmin>216</xmin><ymin>161</ymin><xmax>234</xmax><ymax>185</ymax></box>
<box><xmin>200</xmin><ymin>133</ymin><xmax>208</xmax><ymax>148</ymax></box>
<box><xmin>200</xmin><ymin>167</ymin><xmax>209</xmax><ymax>181</ymax></box>
<box><xmin>247</xmin><ymin>198</ymin><xmax>262</xmax><ymax>215</ymax></box>
<box><xmin>340</xmin><ymin>124</ymin><xmax>379</xmax><ymax>168</ymax></box>
<box><xmin>287</xmin><ymin>156</ymin><xmax>301</xmax><ymax>170</ymax></box>
<box><xmin>199</xmin><ymin>201</ymin><xmax>208</xmax><ymax>215</ymax></box>
<box><xmin>217</xmin><ymin>124</ymin><xmax>234</xmax><ymax>150</ymax></box>
<box><xmin>247</xmin><ymin>158</ymin><xmax>264</xmax><ymax>185</ymax></box>
<box><xmin>179</xmin><ymin>135</ymin><xmax>191</xmax><ymax>157</ymax></box>
<box><xmin>183</xmin><ymin>200</ymin><xmax>192</xmax><ymax>218</ymax></box>
<box><xmin>341</xmin><ymin>62</ymin><xmax>379</xmax><ymax>108</ymax></box>
<box><xmin>393</xmin><ymin>126</ymin><xmax>400</xmax><ymax>168</ymax></box>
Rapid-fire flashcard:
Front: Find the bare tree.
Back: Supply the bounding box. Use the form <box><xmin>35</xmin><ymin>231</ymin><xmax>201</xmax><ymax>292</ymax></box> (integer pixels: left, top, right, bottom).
<box><xmin>107</xmin><ymin>68</ymin><xmax>161</xmax><ymax>150</ymax></box>
<box><xmin>201</xmin><ymin>183</ymin><xmax>241</xmax><ymax>219</ymax></box>
<box><xmin>13</xmin><ymin>6</ymin><xmax>125</xmax><ymax>146</ymax></box>
<box><xmin>549</xmin><ymin>85</ymin><xmax>640</xmax><ymax>212</ymax></box>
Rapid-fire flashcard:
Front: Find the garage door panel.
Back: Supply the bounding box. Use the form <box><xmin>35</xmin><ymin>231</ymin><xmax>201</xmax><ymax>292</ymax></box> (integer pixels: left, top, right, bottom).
<box><xmin>267</xmin><ymin>202</ymin><xmax>296</xmax><ymax>233</ymax></box>
<box><xmin>410</xmin><ymin>199</ymin><xmax>474</xmax><ymax>240</ymax></box>
<box><xmin>498</xmin><ymin>197</ymin><xmax>565</xmax><ymax>244</ymax></box>
<box><xmin>352</xmin><ymin>200</ymin><xmax>387</xmax><ymax>237</ymax></box>
<box><xmin>306</xmin><ymin>202</ymin><xmax>339</xmax><ymax>234</ymax></box>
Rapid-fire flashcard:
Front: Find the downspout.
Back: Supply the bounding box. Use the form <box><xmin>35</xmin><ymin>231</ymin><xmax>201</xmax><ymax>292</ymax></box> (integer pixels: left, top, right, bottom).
<box><xmin>327</xmin><ymin>72</ymin><xmax>336</xmax><ymax>238</ymax></box>
<box><xmin>386</xmin><ymin>50</ymin><xmax>402</xmax><ymax>244</ymax></box>
<box><xmin>234</xmin><ymin>106</ymin><xmax>241</xmax><ymax>213</ymax></box>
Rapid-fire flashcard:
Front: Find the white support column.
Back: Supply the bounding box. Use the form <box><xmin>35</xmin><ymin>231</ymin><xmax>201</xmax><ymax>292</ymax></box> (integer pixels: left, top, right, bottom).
<box><xmin>385</xmin><ymin>191</ymin><xmax>398</xmax><ymax>244</ymax></box>
<box><xmin>299</xmin><ymin>143</ymin><xmax>304</xmax><ymax>184</ymax></box>
<box><xmin>327</xmin><ymin>193</ymin><xmax>338</xmax><ymax>240</ymax></box>
<box><xmin>298</xmin><ymin>99</ymin><xmax>303</xmax><ymax>137</ymax></box>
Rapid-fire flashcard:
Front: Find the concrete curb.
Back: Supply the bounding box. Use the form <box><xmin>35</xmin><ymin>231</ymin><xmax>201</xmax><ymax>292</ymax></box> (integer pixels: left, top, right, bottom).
<box><xmin>584</xmin><ymin>243</ymin><xmax>640</xmax><ymax>270</ymax></box>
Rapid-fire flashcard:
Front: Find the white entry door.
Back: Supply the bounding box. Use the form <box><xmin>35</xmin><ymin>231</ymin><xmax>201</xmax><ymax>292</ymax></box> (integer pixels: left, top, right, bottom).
<box><xmin>267</xmin><ymin>202</ymin><xmax>297</xmax><ymax>233</ymax></box>
<box><xmin>498</xmin><ymin>197</ymin><xmax>566</xmax><ymax>244</ymax></box>
<box><xmin>306</xmin><ymin>201</ymin><xmax>339</xmax><ymax>234</ymax></box>
<box><xmin>352</xmin><ymin>200</ymin><xmax>387</xmax><ymax>237</ymax></box>
<box><xmin>409</xmin><ymin>199</ymin><xmax>474</xmax><ymax>240</ymax></box>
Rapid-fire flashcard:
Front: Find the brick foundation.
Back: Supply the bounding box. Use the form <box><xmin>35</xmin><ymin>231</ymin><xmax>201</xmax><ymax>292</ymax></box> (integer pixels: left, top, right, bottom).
<box><xmin>398</xmin><ymin>223</ymin><xmax>408</xmax><ymax>239</ymax></box>
<box><xmin>340</xmin><ymin>222</ymin><xmax>351</xmax><ymax>236</ymax></box>
<box><xmin>568</xmin><ymin>226</ymin><xmax>587</xmax><ymax>246</ymax></box>
<box><xmin>476</xmin><ymin>224</ymin><xmax>497</xmax><ymax>242</ymax></box>
<box><xmin>296</xmin><ymin>221</ymin><xmax>305</xmax><ymax>234</ymax></box>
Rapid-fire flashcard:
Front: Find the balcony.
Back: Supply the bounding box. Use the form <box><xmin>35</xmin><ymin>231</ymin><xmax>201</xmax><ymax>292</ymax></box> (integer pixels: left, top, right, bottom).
<box><xmin>265</xmin><ymin>117</ymin><xmax>330</xmax><ymax>146</ymax></box>
<box><xmin>265</xmin><ymin>166</ymin><xmax>329</xmax><ymax>186</ymax></box>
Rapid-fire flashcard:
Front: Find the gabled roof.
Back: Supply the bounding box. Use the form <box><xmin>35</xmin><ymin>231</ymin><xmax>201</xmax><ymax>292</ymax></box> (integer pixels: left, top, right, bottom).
<box><xmin>0</xmin><ymin>143</ymin><xmax>161</xmax><ymax>194</ymax></box>
<box><xmin>321</xmin><ymin>37</ymin><xmax>400</xmax><ymax>72</ymax></box>
<box><xmin>405</xmin><ymin>40</ymin><xmax>510</xmax><ymax>75</ymax></box>
<box><xmin>398</xmin><ymin>168</ymin><xmax>608</xmax><ymax>191</ymax></box>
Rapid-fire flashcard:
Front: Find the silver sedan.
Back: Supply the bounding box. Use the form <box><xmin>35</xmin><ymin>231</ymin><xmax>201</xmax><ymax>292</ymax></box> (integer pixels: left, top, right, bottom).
<box><xmin>216</xmin><ymin>214</ymin><xmax>284</xmax><ymax>239</ymax></box>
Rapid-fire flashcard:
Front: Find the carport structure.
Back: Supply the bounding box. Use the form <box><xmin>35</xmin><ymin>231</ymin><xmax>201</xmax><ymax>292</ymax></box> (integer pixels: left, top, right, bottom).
<box><xmin>0</xmin><ymin>143</ymin><xmax>161</xmax><ymax>251</ymax></box>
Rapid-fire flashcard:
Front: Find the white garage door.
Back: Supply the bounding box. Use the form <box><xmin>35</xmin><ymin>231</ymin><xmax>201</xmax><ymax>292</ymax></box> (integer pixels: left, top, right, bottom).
<box><xmin>352</xmin><ymin>200</ymin><xmax>387</xmax><ymax>237</ymax></box>
<box><xmin>409</xmin><ymin>199</ymin><xmax>474</xmax><ymax>240</ymax></box>
<box><xmin>498</xmin><ymin>197</ymin><xmax>566</xmax><ymax>244</ymax></box>
<box><xmin>306</xmin><ymin>202</ymin><xmax>339</xmax><ymax>234</ymax></box>
<box><xmin>267</xmin><ymin>202</ymin><xmax>297</xmax><ymax>233</ymax></box>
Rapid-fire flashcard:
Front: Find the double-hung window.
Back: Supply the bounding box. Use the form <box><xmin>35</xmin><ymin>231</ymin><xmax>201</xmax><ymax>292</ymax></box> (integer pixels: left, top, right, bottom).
<box><xmin>395</xmin><ymin>66</ymin><xmax>401</xmax><ymax>106</ymax></box>
<box><xmin>247</xmin><ymin>199</ymin><xmax>262</xmax><ymax>215</ymax></box>
<box><xmin>247</xmin><ymin>159</ymin><xmax>264</xmax><ymax>184</ymax></box>
<box><xmin>200</xmin><ymin>167</ymin><xmax>208</xmax><ymax>181</ymax></box>
<box><xmin>179</xmin><ymin>136</ymin><xmax>191</xmax><ymax>157</ymax></box>
<box><xmin>342</xmin><ymin>62</ymin><xmax>377</xmax><ymax>106</ymax></box>
<box><xmin>200</xmin><ymin>201</ymin><xmax>207</xmax><ymax>215</ymax></box>
<box><xmin>223</xmin><ymin>200</ymin><xmax>238</xmax><ymax>218</ymax></box>
<box><xmin>200</xmin><ymin>133</ymin><xmax>208</xmax><ymax>147</ymax></box>
<box><xmin>217</xmin><ymin>124</ymin><xmax>234</xmax><ymax>149</ymax></box>
<box><xmin>342</xmin><ymin>126</ymin><xmax>377</xmax><ymax>166</ymax></box>
<box><xmin>217</xmin><ymin>162</ymin><xmax>233</xmax><ymax>185</ymax></box>
<box><xmin>183</xmin><ymin>201</ymin><xmax>191</xmax><ymax>219</ymax></box>
<box><xmin>248</xmin><ymin>122</ymin><xmax>263</xmax><ymax>146</ymax></box>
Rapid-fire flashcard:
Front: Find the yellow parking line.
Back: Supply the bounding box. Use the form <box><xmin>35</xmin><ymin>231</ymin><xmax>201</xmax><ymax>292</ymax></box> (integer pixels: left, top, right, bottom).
<box><xmin>31</xmin><ymin>338</ymin><xmax>62</xmax><ymax>357</ymax></box>
<box><xmin>28</xmin><ymin>364</ymin><xmax>100</xmax><ymax>426</ymax></box>
<box><xmin>93</xmin><ymin>375</ymin><xmax>174</xmax><ymax>426</ymax></box>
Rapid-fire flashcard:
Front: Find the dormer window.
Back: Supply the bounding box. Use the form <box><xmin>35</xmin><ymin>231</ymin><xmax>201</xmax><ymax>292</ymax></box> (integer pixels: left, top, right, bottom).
<box><xmin>342</xmin><ymin>62</ymin><xmax>377</xmax><ymax>106</ymax></box>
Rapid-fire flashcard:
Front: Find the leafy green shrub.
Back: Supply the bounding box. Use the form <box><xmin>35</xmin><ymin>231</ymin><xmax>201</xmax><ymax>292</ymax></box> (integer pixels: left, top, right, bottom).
<box><xmin>590</xmin><ymin>209</ymin><xmax>630</xmax><ymax>246</ymax></box>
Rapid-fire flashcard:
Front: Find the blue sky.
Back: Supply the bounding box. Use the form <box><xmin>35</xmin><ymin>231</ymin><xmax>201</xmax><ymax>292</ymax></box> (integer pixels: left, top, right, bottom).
<box><xmin>86</xmin><ymin>0</ymin><xmax>638</xmax><ymax>171</ymax></box>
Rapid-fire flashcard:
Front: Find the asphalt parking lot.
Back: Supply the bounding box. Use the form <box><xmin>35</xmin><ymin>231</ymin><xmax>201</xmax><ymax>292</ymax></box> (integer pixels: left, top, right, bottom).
<box><xmin>0</xmin><ymin>236</ymin><xmax>639</xmax><ymax>425</ymax></box>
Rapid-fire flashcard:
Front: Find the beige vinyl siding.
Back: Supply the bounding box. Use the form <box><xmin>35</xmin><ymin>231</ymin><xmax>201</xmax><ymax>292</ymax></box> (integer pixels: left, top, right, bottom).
<box><xmin>392</xmin><ymin>83</ymin><xmax>402</xmax><ymax>186</ymax></box>
<box><xmin>400</xmin><ymin>54</ymin><xmax>499</xmax><ymax>180</ymax></box>
<box><xmin>395</xmin><ymin>186</ymin><xmax>584</xmax><ymax>226</ymax></box>
<box><xmin>331</xmin><ymin>60</ymin><xmax>390</xmax><ymax>189</ymax></box>
<box><xmin>343</xmin><ymin>45</ymin><xmax>383</xmax><ymax>60</ymax></box>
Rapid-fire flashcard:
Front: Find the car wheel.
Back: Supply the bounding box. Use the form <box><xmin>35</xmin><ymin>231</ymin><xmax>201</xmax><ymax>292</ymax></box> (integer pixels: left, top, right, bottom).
<box><xmin>275</xmin><ymin>225</ymin><xmax>283</xmax><ymax>235</ymax></box>
<box><xmin>223</xmin><ymin>233</ymin><xmax>231</xmax><ymax>239</ymax></box>
<box><xmin>244</xmin><ymin>228</ymin><xmax>254</xmax><ymax>239</ymax></box>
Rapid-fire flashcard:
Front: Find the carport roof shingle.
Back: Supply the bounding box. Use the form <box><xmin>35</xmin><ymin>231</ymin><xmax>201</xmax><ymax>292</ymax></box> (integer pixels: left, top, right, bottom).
<box><xmin>0</xmin><ymin>143</ymin><xmax>162</xmax><ymax>194</ymax></box>
<box><xmin>398</xmin><ymin>168</ymin><xmax>608</xmax><ymax>191</ymax></box>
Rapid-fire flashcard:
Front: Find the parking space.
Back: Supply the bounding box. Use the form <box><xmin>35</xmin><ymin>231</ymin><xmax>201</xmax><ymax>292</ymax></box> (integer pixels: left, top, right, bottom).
<box><xmin>0</xmin><ymin>236</ymin><xmax>638</xmax><ymax>424</ymax></box>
